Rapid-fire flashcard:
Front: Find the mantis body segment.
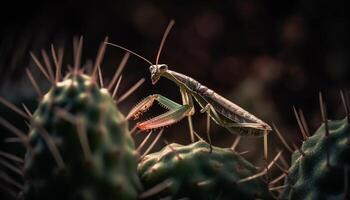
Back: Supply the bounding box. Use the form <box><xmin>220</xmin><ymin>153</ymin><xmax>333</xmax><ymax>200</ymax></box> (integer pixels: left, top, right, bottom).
<box><xmin>106</xmin><ymin>20</ymin><xmax>272</xmax><ymax>141</ymax></box>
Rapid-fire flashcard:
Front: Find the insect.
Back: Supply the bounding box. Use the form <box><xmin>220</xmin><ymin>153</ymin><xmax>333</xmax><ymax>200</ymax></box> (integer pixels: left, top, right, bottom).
<box><xmin>106</xmin><ymin>20</ymin><xmax>272</xmax><ymax>143</ymax></box>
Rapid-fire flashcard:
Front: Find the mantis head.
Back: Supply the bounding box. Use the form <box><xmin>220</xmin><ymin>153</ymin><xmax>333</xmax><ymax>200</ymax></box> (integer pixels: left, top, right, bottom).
<box><xmin>105</xmin><ymin>20</ymin><xmax>175</xmax><ymax>84</ymax></box>
<box><xmin>150</xmin><ymin>64</ymin><xmax>168</xmax><ymax>84</ymax></box>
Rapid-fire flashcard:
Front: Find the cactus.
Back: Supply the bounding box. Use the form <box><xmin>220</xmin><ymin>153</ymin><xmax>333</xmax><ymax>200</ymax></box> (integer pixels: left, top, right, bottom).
<box><xmin>22</xmin><ymin>72</ymin><xmax>141</xmax><ymax>200</ymax></box>
<box><xmin>280</xmin><ymin>93</ymin><xmax>350</xmax><ymax>199</ymax></box>
<box><xmin>138</xmin><ymin>140</ymin><xmax>275</xmax><ymax>200</ymax></box>
<box><xmin>0</xmin><ymin>38</ymin><xmax>142</xmax><ymax>200</ymax></box>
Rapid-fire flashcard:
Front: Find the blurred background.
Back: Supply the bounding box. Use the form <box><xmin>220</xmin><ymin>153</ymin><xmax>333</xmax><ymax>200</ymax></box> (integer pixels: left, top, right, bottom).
<box><xmin>0</xmin><ymin>0</ymin><xmax>349</xmax><ymax>198</ymax></box>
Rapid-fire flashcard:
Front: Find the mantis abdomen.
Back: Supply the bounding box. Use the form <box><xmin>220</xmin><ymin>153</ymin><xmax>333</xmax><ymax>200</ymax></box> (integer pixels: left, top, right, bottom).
<box><xmin>168</xmin><ymin>70</ymin><xmax>269</xmax><ymax>127</ymax></box>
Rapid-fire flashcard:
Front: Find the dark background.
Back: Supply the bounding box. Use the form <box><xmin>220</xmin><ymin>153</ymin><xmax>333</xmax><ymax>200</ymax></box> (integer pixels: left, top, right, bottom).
<box><xmin>0</xmin><ymin>0</ymin><xmax>349</xmax><ymax>199</ymax></box>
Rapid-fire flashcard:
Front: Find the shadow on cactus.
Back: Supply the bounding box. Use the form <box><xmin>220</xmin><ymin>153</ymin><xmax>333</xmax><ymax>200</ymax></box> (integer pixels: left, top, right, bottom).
<box><xmin>0</xmin><ymin>37</ymin><xmax>144</xmax><ymax>200</ymax></box>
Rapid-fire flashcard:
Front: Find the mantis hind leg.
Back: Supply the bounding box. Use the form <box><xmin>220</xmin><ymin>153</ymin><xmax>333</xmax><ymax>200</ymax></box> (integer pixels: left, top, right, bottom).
<box><xmin>200</xmin><ymin>103</ymin><xmax>268</xmax><ymax>137</ymax></box>
<box><xmin>180</xmin><ymin>87</ymin><xmax>196</xmax><ymax>142</ymax></box>
<box><xmin>201</xmin><ymin>103</ymin><xmax>269</xmax><ymax>159</ymax></box>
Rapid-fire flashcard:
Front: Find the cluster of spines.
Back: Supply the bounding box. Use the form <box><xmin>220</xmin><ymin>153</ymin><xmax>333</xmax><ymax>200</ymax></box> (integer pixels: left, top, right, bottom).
<box><xmin>0</xmin><ymin>37</ymin><xmax>147</xmax><ymax>199</ymax></box>
<box><xmin>273</xmin><ymin>91</ymin><xmax>350</xmax><ymax>199</ymax></box>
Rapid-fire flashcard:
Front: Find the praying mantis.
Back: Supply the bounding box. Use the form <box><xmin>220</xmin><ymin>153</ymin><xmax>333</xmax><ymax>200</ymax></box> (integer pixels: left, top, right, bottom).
<box><xmin>106</xmin><ymin>20</ymin><xmax>272</xmax><ymax>144</ymax></box>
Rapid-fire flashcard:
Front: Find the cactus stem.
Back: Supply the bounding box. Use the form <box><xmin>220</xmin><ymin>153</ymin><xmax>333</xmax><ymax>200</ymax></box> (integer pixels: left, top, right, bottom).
<box><xmin>112</xmin><ymin>75</ymin><xmax>123</xmax><ymax>99</ymax></box>
<box><xmin>0</xmin><ymin>157</ymin><xmax>23</xmax><ymax>176</ymax></box>
<box><xmin>108</xmin><ymin>52</ymin><xmax>130</xmax><ymax>91</ymax></box>
<box><xmin>141</xmin><ymin>129</ymin><xmax>164</xmax><ymax>158</ymax></box>
<box><xmin>298</xmin><ymin>108</ymin><xmax>310</xmax><ymax>137</ymax></box>
<box><xmin>272</xmin><ymin>123</ymin><xmax>294</xmax><ymax>153</ymax></box>
<box><xmin>137</xmin><ymin>130</ymin><xmax>153</xmax><ymax>153</ymax></box>
<box><xmin>92</xmin><ymin>37</ymin><xmax>108</xmax><ymax>81</ymax></box>
<box><xmin>25</xmin><ymin>68</ymin><xmax>44</xmax><ymax>99</ymax></box>
<box><xmin>117</xmin><ymin>78</ymin><xmax>145</xmax><ymax>104</ymax></box>
<box><xmin>238</xmin><ymin>151</ymin><xmax>282</xmax><ymax>184</ymax></box>
<box><xmin>0</xmin><ymin>96</ymin><xmax>30</xmax><ymax>119</ymax></box>
<box><xmin>293</xmin><ymin>106</ymin><xmax>308</xmax><ymax>140</ymax></box>
<box><xmin>269</xmin><ymin>173</ymin><xmax>286</xmax><ymax>186</ymax></box>
<box><xmin>73</xmin><ymin>36</ymin><xmax>83</xmax><ymax>75</ymax></box>
<box><xmin>230</xmin><ymin>136</ymin><xmax>241</xmax><ymax>151</ymax></box>
<box><xmin>340</xmin><ymin>90</ymin><xmax>350</xmax><ymax>123</ymax></box>
<box><xmin>319</xmin><ymin>92</ymin><xmax>330</xmax><ymax>137</ymax></box>
<box><xmin>164</xmin><ymin>140</ymin><xmax>182</xmax><ymax>161</ymax></box>
<box><xmin>32</xmin><ymin>122</ymin><xmax>65</xmax><ymax>169</ymax></box>
<box><xmin>0</xmin><ymin>116</ymin><xmax>29</xmax><ymax>148</ymax></box>
<box><xmin>30</xmin><ymin>52</ymin><xmax>53</xmax><ymax>84</ymax></box>
<box><xmin>0</xmin><ymin>150</ymin><xmax>23</xmax><ymax>163</ymax></box>
<box><xmin>139</xmin><ymin>179</ymin><xmax>173</xmax><ymax>199</ymax></box>
<box><xmin>41</xmin><ymin>49</ymin><xmax>55</xmax><ymax>83</ymax></box>
<box><xmin>0</xmin><ymin>171</ymin><xmax>23</xmax><ymax>190</ymax></box>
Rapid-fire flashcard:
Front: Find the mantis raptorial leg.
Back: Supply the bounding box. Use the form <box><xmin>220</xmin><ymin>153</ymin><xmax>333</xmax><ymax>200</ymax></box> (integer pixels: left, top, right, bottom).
<box><xmin>127</xmin><ymin>94</ymin><xmax>194</xmax><ymax>131</ymax></box>
<box><xmin>109</xmin><ymin>20</ymin><xmax>272</xmax><ymax>140</ymax></box>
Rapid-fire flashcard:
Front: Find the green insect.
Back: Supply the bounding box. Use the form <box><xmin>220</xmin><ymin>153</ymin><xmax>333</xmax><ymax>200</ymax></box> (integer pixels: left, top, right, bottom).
<box><xmin>107</xmin><ymin>20</ymin><xmax>272</xmax><ymax>143</ymax></box>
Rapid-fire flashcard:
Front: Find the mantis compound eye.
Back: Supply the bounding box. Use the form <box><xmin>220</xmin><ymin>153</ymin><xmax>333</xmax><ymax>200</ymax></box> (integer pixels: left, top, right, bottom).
<box><xmin>149</xmin><ymin>65</ymin><xmax>159</xmax><ymax>74</ymax></box>
<box><xmin>158</xmin><ymin>64</ymin><xmax>168</xmax><ymax>71</ymax></box>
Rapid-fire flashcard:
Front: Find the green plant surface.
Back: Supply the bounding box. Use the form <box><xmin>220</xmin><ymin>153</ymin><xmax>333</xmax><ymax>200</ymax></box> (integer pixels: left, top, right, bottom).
<box><xmin>138</xmin><ymin>140</ymin><xmax>273</xmax><ymax>200</ymax></box>
<box><xmin>22</xmin><ymin>72</ymin><xmax>141</xmax><ymax>200</ymax></box>
<box><xmin>281</xmin><ymin>118</ymin><xmax>350</xmax><ymax>200</ymax></box>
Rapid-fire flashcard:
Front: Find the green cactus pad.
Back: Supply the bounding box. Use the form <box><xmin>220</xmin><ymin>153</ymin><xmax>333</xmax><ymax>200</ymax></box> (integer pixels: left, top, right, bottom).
<box><xmin>138</xmin><ymin>140</ymin><xmax>273</xmax><ymax>200</ymax></box>
<box><xmin>22</xmin><ymin>73</ymin><xmax>141</xmax><ymax>200</ymax></box>
<box><xmin>281</xmin><ymin>118</ymin><xmax>350</xmax><ymax>199</ymax></box>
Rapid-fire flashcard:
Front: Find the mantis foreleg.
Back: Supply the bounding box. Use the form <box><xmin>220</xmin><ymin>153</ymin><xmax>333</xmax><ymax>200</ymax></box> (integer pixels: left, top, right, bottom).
<box><xmin>127</xmin><ymin>94</ymin><xmax>194</xmax><ymax>131</ymax></box>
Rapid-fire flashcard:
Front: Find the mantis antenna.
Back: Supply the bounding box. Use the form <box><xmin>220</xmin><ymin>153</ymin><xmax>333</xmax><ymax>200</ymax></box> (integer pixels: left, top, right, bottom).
<box><xmin>105</xmin><ymin>42</ymin><xmax>153</xmax><ymax>65</ymax></box>
<box><xmin>155</xmin><ymin>20</ymin><xmax>175</xmax><ymax>65</ymax></box>
<box><xmin>105</xmin><ymin>19</ymin><xmax>175</xmax><ymax>66</ymax></box>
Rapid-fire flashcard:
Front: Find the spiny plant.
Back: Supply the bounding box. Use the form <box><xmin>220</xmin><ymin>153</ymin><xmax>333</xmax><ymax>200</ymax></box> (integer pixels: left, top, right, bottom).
<box><xmin>0</xmin><ymin>37</ymin><xmax>146</xmax><ymax>200</ymax></box>
<box><xmin>136</xmin><ymin>130</ymin><xmax>282</xmax><ymax>200</ymax></box>
<box><xmin>274</xmin><ymin>91</ymin><xmax>350</xmax><ymax>199</ymax></box>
